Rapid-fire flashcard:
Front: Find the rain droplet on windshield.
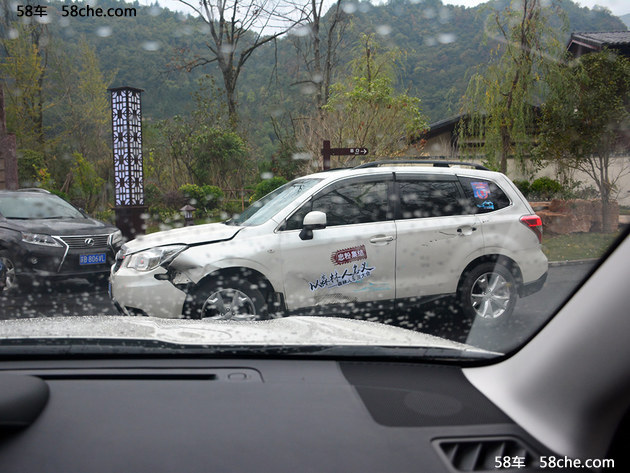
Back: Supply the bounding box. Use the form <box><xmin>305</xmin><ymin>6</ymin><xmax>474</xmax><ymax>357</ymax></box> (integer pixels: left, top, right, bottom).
<box><xmin>142</xmin><ymin>41</ymin><xmax>161</xmax><ymax>52</ymax></box>
<box><xmin>292</xmin><ymin>152</ymin><xmax>312</xmax><ymax>161</ymax></box>
<box><xmin>342</xmin><ymin>3</ymin><xmax>357</xmax><ymax>14</ymax></box>
<box><xmin>289</xmin><ymin>25</ymin><xmax>312</xmax><ymax>37</ymax></box>
<box><xmin>376</xmin><ymin>25</ymin><xmax>392</xmax><ymax>36</ymax></box>
<box><xmin>438</xmin><ymin>33</ymin><xmax>456</xmax><ymax>44</ymax></box>
<box><xmin>96</xmin><ymin>26</ymin><xmax>113</xmax><ymax>38</ymax></box>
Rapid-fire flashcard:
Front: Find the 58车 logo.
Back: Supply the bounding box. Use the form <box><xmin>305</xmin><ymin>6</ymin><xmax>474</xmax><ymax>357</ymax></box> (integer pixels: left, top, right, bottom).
<box><xmin>16</xmin><ymin>5</ymin><xmax>47</xmax><ymax>17</ymax></box>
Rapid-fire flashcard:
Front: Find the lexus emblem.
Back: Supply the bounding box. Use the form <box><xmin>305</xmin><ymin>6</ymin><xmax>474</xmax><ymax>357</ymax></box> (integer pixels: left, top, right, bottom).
<box><xmin>84</xmin><ymin>238</ymin><xmax>95</xmax><ymax>247</ymax></box>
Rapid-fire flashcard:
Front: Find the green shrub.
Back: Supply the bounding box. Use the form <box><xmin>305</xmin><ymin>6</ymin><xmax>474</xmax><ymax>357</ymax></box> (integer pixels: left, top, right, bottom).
<box><xmin>179</xmin><ymin>184</ymin><xmax>224</xmax><ymax>217</ymax></box>
<box><xmin>201</xmin><ymin>185</ymin><xmax>224</xmax><ymax>209</ymax></box>
<box><xmin>250</xmin><ymin>176</ymin><xmax>287</xmax><ymax>203</ymax></box>
<box><xmin>144</xmin><ymin>183</ymin><xmax>164</xmax><ymax>208</ymax></box>
<box><xmin>513</xmin><ymin>180</ymin><xmax>531</xmax><ymax>197</ymax></box>
<box><xmin>162</xmin><ymin>189</ymin><xmax>186</xmax><ymax>210</ymax></box>
<box><xmin>222</xmin><ymin>201</ymin><xmax>244</xmax><ymax>216</ymax></box>
<box><xmin>529</xmin><ymin>177</ymin><xmax>564</xmax><ymax>200</ymax></box>
<box><xmin>49</xmin><ymin>189</ymin><xmax>70</xmax><ymax>202</ymax></box>
<box><xmin>148</xmin><ymin>206</ymin><xmax>181</xmax><ymax>223</ymax></box>
<box><xmin>66</xmin><ymin>153</ymin><xmax>106</xmax><ymax>213</ymax></box>
<box><xmin>17</xmin><ymin>149</ymin><xmax>46</xmax><ymax>187</ymax></box>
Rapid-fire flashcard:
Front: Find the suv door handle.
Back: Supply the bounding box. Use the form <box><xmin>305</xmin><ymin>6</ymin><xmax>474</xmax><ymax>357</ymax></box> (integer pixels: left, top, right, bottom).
<box><xmin>369</xmin><ymin>235</ymin><xmax>394</xmax><ymax>244</ymax></box>
<box><xmin>457</xmin><ymin>227</ymin><xmax>477</xmax><ymax>236</ymax></box>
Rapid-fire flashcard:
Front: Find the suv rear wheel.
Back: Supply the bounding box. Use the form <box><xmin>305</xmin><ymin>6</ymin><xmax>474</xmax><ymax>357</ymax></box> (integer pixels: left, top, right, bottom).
<box><xmin>458</xmin><ymin>262</ymin><xmax>517</xmax><ymax>323</ymax></box>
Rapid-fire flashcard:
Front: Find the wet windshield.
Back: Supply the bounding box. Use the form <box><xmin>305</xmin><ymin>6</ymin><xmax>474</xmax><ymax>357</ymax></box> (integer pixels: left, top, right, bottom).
<box><xmin>228</xmin><ymin>178</ymin><xmax>322</xmax><ymax>226</ymax></box>
<box><xmin>0</xmin><ymin>0</ymin><xmax>628</xmax><ymax>359</ymax></box>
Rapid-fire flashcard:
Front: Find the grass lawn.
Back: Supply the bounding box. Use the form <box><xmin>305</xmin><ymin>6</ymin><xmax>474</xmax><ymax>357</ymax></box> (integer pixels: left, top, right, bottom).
<box><xmin>542</xmin><ymin>231</ymin><xmax>621</xmax><ymax>262</ymax></box>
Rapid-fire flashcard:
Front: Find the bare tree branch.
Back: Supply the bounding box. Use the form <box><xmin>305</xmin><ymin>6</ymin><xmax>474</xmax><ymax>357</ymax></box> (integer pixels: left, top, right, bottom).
<box><xmin>176</xmin><ymin>0</ymin><xmax>309</xmax><ymax>127</ymax></box>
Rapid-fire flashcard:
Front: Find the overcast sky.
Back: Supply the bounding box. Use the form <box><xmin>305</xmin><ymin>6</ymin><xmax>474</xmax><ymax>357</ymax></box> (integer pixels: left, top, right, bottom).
<box><xmin>152</xmin><ymin>0</ymin><xmax>629</xmax><ymax>19</ymax></box>
<box><xmin>444</xmin><ymin>0</ymin><xmax>628</xmax><ymax>16</ymax></box>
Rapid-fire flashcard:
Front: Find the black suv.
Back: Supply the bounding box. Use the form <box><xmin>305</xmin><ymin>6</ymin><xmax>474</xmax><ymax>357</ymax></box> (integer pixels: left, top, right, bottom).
<box><xmin>0</xmin><ymin>189</ymin><xmax>123</xmax><ymax>290</ymax></box>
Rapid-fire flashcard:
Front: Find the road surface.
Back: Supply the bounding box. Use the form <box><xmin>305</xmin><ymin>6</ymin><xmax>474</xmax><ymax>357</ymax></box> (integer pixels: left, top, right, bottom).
<box><xmin>0</xmin><ymin>262</ymin><xmax>596</xmax><ymax>353</ymax></box>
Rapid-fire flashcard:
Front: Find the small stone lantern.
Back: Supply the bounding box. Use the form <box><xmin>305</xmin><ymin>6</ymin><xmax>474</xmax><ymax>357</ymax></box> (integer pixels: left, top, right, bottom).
<box><xmin>180</xmin><ymin>204</ymin><xmax>196</xmax><ymax>227</ymax></box>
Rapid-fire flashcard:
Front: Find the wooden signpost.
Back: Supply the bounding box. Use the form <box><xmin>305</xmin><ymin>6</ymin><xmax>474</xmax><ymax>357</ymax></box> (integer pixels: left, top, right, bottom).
<box><xmin>321</xmin><ymin>140</ymin><xmax>368</xmax><ymax>170</ymax></box>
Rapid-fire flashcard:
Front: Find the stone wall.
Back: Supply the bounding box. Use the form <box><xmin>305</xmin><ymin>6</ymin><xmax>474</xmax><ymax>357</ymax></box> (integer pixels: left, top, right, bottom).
<box><xmin>534</xmin><ymin>199</ymin><xmax>619</xmax><ymax>234</ymax></box>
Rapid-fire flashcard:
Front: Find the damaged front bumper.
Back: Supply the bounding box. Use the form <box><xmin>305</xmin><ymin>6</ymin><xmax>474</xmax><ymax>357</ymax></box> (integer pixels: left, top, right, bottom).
<box><xmin>109</xmin><ymin>265</ymin><xmax>188</xmax><ymax>318</ymax></box>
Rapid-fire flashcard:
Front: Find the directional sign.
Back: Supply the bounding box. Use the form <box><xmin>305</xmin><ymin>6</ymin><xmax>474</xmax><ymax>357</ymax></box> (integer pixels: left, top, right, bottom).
<box><xmin>321</xmin><ymin>140</ymin><xmax>369</xmax><ymax>170</ymax></box>
<box><xmin>329</xmin><ymin>147</ymin><xmax>369</xmax><ymax>156</ymax></box>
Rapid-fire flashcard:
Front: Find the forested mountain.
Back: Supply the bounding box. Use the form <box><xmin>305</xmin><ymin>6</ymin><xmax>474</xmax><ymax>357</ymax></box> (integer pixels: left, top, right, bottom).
<box><xmin>3</xmin><ymin>0</ymin><xmax>627</xmax><ymax>156</ymax></box>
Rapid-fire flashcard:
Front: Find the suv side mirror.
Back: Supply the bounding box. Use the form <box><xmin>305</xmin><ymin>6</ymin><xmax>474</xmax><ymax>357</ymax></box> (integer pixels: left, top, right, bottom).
<box><xmin>299</xmin><ymin>211</ymin><xmax>327</xmax><ymax>240</ymax></box>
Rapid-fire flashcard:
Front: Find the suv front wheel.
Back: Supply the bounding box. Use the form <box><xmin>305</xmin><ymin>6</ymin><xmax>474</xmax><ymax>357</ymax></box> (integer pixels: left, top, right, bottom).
<box><xmin>187</xmin><ymin>279</ymin><xmax>268</xmax><ymax>321</ymax></box>
<box><xmin>458</xmin><ymin>262</ymin><xmax>518</xmax><ymax>323</ymax></box>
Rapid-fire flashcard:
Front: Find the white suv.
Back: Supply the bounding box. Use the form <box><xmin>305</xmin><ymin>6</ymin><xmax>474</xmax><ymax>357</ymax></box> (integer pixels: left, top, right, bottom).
<box><xmin>110</xmin><ymin>161</ymin><xmax>548</xmax><ymax>323</ymax></box>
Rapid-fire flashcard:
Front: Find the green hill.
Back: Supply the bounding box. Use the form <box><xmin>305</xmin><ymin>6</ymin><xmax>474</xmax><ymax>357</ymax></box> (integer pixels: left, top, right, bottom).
<box><xmin>2</xmin><ymin>0</ymin><xmax>626</xmax><ymax>156</ymax></box>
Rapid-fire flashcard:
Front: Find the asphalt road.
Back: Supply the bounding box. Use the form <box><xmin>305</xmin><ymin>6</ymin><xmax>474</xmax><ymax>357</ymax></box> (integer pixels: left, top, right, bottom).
<box><xmin>465</xmin><ymin>261</ymin><xmax>597</xmax><ymax>352</ymax></box>
<box><xmin>0</xmin><ymin>262</ymin><xmax>596</xmax><ymax>352</ymax></box>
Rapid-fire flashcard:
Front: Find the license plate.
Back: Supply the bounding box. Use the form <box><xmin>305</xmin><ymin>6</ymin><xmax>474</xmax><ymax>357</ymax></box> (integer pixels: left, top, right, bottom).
<box><xmin>80</xmin><ymin>253</ymin><xmax>107</xmax><ymax>265</ymax></box>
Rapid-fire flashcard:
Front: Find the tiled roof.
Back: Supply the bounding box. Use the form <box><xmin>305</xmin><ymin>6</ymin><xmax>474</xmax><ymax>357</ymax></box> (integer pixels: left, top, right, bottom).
<box><xmin>569</xmin><ymin>31</ymin><xmax>630</xmax><ymax>48</ymax></box>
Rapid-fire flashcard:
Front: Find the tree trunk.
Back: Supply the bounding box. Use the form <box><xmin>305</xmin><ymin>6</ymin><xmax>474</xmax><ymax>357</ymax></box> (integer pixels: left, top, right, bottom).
<box><xmin>499</xmin><ymin>125</ymin><xmax>510</xmax><ymax>173</ymax></box>
<box><xmin>600</xmin><ymin>183</ymin><xmax>614</xmax><ymax>234</ymax></box>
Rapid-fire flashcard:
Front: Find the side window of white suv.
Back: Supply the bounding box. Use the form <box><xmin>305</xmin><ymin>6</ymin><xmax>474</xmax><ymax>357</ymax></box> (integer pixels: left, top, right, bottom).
<box><xmin>284</xmin><ymin>179</ymin><xmax>391</xmax><ymax>230</ymax></box>
<box><xmin>397</xmin><ymin>179</ymin><xmax>465</xmax><ymax>218</ymax></box>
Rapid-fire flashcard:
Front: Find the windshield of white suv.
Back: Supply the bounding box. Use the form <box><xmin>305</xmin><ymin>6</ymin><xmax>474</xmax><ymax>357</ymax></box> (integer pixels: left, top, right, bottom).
<box><xmin>227</xmin><ymin>178</ymin><xmax>322</xmax><ymax>226</ymax></box>
<box><xmin>0</xmin><ymin>0</ymin><xmax>628</xmax><ymax>360</ymax></box>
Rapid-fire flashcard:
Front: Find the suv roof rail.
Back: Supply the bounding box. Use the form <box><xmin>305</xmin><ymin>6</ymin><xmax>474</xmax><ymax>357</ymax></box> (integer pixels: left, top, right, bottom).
<box><xmin>316</xmin><ymin>167</ymin><xmax>350</xmax><ymax>173</ymax></box>
<box><xmin>17</xmin><ymin>188</ymin><xmax>51</xmax><ymax>193</ymax></box>
<box><xmin>353</xmin><ymin>159</ymin><xmax>490</xmax><ymax>171</ymax></box>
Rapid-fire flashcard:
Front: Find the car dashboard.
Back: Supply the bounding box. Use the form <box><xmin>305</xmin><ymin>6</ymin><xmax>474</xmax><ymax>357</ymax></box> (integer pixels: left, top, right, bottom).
<box><xmin>1</xmin><ymin>357</ymin><xmax>583</xmax><ymax>473</ymax></box>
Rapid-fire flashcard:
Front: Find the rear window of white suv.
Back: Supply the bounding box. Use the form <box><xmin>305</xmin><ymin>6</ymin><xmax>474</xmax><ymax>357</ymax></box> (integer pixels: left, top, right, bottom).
<box><xmin>458</xmin><ymin>176</ymin><xmax>511</xmax><ymax>213</ymax></box>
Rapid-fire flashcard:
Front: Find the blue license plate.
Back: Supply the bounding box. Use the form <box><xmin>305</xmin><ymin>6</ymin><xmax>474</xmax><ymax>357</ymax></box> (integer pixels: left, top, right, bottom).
<box><xmin>80</xmin><ymin>253</ymin><xmax>107</xmax><ymax>265</ymax></box>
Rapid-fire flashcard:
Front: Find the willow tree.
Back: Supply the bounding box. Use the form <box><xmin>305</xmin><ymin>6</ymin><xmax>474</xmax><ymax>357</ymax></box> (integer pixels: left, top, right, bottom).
<box><xmin>49</xmin><ymin>40</ymin><xmax>113</xmax><ymax>178</ymax></box>
<box><xmin>1</xmin><ymin>24</ymin><xmax>49</xmax><ymax>152</ymax></box>
<box><xmin>458</xmin><ymin>0</ymin><xmax>563</xmax><ymax>173</ymax></box>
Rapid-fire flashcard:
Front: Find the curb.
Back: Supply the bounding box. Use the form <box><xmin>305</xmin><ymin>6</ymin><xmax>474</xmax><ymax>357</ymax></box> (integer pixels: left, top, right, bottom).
<box><xmin>548</xmin><ymin>258</ymin><xmax>599</xmax><ymax>267</ymax></box>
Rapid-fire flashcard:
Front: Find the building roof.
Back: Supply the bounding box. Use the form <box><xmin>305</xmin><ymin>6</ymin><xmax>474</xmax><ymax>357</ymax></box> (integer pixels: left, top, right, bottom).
<box><xmin>567</xmin><ymin>32</ymin><xmax>630</xmax><ymax>57</ymax></box>
<box><xmin>422</xmin><ymin>115</ymin><xmax>462</xmax><ymax>139</ymax></box>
